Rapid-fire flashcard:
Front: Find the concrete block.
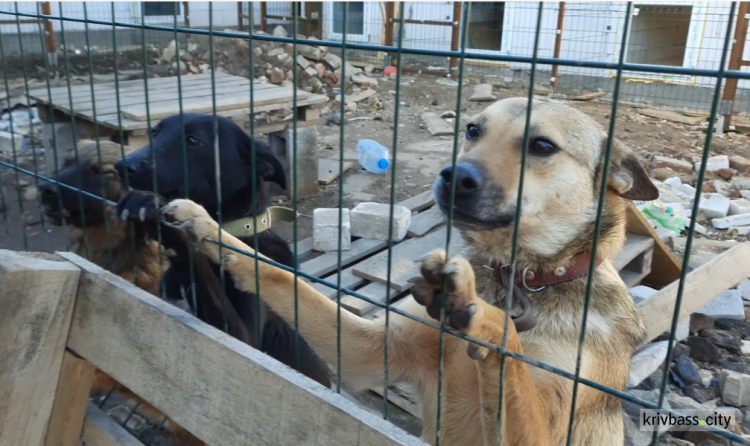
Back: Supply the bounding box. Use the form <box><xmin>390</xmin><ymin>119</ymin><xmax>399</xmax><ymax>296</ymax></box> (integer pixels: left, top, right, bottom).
<box><xmin>627</xmin><ymin>341</ymin><xmax>671</xmax><ymax>388</ymax></box>
<box><xmin>696</xmin><ymin>289</ymin><xmax>745</xmax><ymax>320</ymax></box>
<box><xmin>720</xmin><ymin>369</ymin><xmax>750</xmax><ymax>407</ymax></box>
<box><xmin>742</xmin><ymin>340</ymin><xmax>750</xmax><ymax>356</ymax></box>
<box><xmin>729</xmin><ymin>199</ymin><xmax>750</xmax><ymax>216</ymax></box>
<box><xmin>738</xmin><ymin>278</ymin><xmax>750</xmax><ymax>301</ymax></box>
<box><xmin>350</xmin><ymin>202</ymin><xmax>411</xmax><ymax>242</ymax></box>
<box><xmin>313</xmin><ymin>208</ymin><xmax>351</xmax><ymax>252</ymax></box>
<box><xmin>0</xmin><ymin>130</ymin><xmax>23</xmax><ymax>154</ymax></box>
<box><xmin>679</xmin><ymin>183</ymin><xmax>697</xmax><ymax>198</ymax></box>
<box><xmin>268</xmin><ymin>127</ymin><xmax>319</xmax><ymax>199</ymax></box>
<box><xmin>630</xmin><ymin>285</ymin><xmax>658</xmax><ymax>305</ymax></box>
<box><xmin>699</xmin><ymin>193</ymin><xmax>730</xmax><ymax>219</ymax></box>
<box><xmin>654</xmin><ymin>155</ymin><xmax>693</xmax><ymax>174</ymax></box>
<box><xmin>741</xmin><ymin>190</ymin><xmax>750</xmax><ymax>199</ymax></box>
<box><xmin>664</xmin><ymin>176</ymin><xmax>682</xmax><ymax>188</ymax></box>
<box><xmin>712</xmin><ymin>213</ymin><xmax>750</xmax><ymax>229</ymax></box>
<box><xmin>699</xmin><ymin>155</ymin><xmax>730</xmax><ymax>172</ymax></box>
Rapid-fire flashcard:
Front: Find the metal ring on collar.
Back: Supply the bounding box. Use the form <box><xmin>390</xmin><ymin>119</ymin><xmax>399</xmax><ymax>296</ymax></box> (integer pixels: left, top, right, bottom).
<box><xmin>521</xmin><ymin>267</ymin><xmax>545</xmax><ymax>293</ymax></box>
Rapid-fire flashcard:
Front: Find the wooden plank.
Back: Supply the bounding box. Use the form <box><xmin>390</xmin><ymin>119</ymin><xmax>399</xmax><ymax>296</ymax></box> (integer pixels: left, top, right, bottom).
<box><xmin>421</xmin><ymin>112</ymin><xmax>454</xmax><ymax>136</ymax></box>
<box><xmin>319</xmin><ymin>159</ymin><xmax>354</xmax><ymax>185</ymax></box>
<box><xmin>121</xmin><ymin>88</ymin><xmax>311</xmax><ymax>122</ymax></box>
<box><xmin>311</xmin><ymin>268</ymin><xmax>367</xmax><ymax>299</ymax></box>
<box><xmin>27</xmin><ymin>72</ymin><xmax>240</xmax><ymax>100</ymax></box>
<box><xmin>93</xmin><ymin>95</ymin><xmax>328</xmax><ymax>133</ymax></box>
<box><xmin>81</xmin><ymin>403</ymin><xmax>142</xmax><ymax>446</ymax></box>
<box><xmin>396</xmin><ymin>190</ymin><xmax>435</xmax><ymax>212</ymax></box>
<box><xmin>44</xmin><ymin>351</ymin><xmax>96</xmax><ymax>446</ymax></box>
<box><xmin>300</xmin><ymin>238</ymin><xmax>388</xmax><ymax>277</ymax></box>
<box><xmin>0</xmin><ymin>250</ymin><xmax>81</xmax><ymax>446</ymax></box>
<box><xmin>636</xmin><ymin>108</ymin><xmax>706</xmax><ymax>126</ymax></box>
<box><xmin>341</xmin><ymin>282</ymin><xmax>401</xmax><ymax>317</ymax></box>
<box><xmin>352</xmin><ymin>227</ymin><xmax>466</xmax><ymax>291</ymax></box>
<box><xmin>370</xmin><ymin>386</ymin><xmax>422</xmax><ymax>419</ymax></box>
<box><xmin>613</xmin><ymin>234</ymin><xmax>654</xmax><ymax>271</ymax></box>
<box><xmin>60</xmin><ymin>252</ymin><xmax>425</xmax><ymax>446</ymax></box>
<box><xmin>469</xmin><ymin>83</ymin><xmax>497</xmax><ymax>102</ymax></box>
<box><xmin>637</xmin><ymin>242</ymin><xmax>750</xmax><ymax>342</ymax></box>
<box><xmin>567</xmin><ymin>91</ymin><xmax>607</xmax><ymax>101</ymax></box>
<box><xmin>31</xmin><ymin>76</ymin><xmax>259</xmax><ymax>106</ymax></box>
<box><xmin>406</xmin><ymin>206</ymin><xmax>445</xmax><ymax>237</ymax></box>
<box><xmin>59</xmin><ymin>79</ymin><xmax>268</xmax><ymax>117</ymax></box>
<box><xmin>626</xmin><ymin>203</ymin><xmax>682</xmax><ymax>288</ymax></box>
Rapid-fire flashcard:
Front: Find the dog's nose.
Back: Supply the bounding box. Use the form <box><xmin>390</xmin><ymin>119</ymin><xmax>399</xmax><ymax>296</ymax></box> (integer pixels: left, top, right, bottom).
<box><xmin>115</xmin><ymin>158</ymin><xmax>137</xmax><ymax>177</ymax></box>
<box><xmin>440</xmin><ymin>162</ymin><xmax>484</xmax><ymax>198</ymax></box>
<box><xmin>39</xmin><ymin>181</ymin><xmax>58</xmax><ymax>199</ymax></box>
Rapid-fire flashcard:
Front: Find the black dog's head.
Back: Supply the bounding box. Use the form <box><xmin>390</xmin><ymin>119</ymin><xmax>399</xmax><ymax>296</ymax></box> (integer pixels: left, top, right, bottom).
<box><xmin>114</xmin><ymin>113</ymin><xmax>286</xmax><ymax>220</ymax></box>
<box><xmin>39</xmin><ymin>141</ymin><xmax>131</xmax><ymax>227</ymax></box>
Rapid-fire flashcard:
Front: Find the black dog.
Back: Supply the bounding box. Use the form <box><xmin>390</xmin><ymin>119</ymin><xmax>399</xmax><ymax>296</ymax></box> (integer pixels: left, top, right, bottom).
<box><xmin>114</xmin><ymin>113</ymin><xmax>331</xmax><ymax>387</ymax></box>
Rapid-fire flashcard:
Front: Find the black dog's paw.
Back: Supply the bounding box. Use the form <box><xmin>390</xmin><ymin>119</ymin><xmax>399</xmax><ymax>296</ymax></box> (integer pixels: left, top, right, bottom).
<box><xmin>115</xmin><ymin>190</ymin><xmax>165</xmax><ymax>222</ymax></box>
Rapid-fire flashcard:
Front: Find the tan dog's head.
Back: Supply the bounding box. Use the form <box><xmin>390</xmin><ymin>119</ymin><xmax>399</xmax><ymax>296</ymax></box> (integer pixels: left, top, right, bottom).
<box><xmin>433</xmin><ymin>97</ymin><xmax>658</xmax><ymax>265</ymax></box>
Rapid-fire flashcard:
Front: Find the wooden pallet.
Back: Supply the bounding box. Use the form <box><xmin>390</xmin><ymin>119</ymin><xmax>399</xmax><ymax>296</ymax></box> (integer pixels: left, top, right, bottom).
<box><xmin>291</xmin><ymin>191</ymin><xmax>658</xmax><ymax>420</ymax></box>
<box><xmin>26</xmin><ymin>72</ymin><xmax>328</xmax><ymax>146</ymax></box>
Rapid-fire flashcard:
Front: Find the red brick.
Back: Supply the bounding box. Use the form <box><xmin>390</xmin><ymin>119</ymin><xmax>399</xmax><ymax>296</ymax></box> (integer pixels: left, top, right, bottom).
<box><xmin>729</xmin><ymin>155</ymin><xmax>750</xmax><ymax>174</ymax></box>
<box><xmin>653</xmin><ymin>155</ymin><xmax>693</xmax><ymax>174</ymax></box>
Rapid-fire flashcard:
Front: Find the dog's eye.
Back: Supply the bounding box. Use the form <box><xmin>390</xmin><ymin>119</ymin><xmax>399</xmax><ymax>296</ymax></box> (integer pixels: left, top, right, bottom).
<box><xmin>187</xmin><ymin>136</ymin><xmax>201</xmax><ymax>147</ymax></box>
<box><xmin>529</xmin><ymin>138</ymin><xmax>558</xmax><ymax>156</ymax></box>
<box><xmin>465</xmin><ymin>123</ymin><xmax>480</xmax><ymax>140</ymax></box>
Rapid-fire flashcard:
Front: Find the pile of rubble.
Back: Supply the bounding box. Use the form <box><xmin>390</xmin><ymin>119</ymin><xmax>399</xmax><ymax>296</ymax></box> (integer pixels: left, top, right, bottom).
<box><xmin>624</xmin><ymin>278</ymin><xmax>750</xmax><ymax>445</ymax></box>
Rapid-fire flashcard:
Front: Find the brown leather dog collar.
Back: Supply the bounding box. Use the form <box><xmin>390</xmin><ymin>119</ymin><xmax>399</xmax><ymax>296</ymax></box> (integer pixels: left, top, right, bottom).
<box><xmin>493</xmin><ymin>251</ymin><xmax>603</xmax><ymax>291</ymax></box>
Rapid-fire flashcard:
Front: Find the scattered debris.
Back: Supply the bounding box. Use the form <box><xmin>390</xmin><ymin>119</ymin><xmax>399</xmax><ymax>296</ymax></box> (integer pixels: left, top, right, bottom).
<box><xmin>421</xmin><ymin>112</ymin><xmax>454</xmax><ymax>136</ymax></box>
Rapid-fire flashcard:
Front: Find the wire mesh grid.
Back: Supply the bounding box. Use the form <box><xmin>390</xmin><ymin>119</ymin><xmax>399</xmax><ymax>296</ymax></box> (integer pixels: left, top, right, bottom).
<box><xmin>1</xmin><ymin>1</ymin><xmax>750</xmax><ymax>445</ymax></box>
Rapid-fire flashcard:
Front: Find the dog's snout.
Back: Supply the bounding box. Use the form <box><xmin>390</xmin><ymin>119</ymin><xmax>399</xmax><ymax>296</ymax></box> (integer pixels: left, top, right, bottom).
<box><xmin>440</xmin><ymin>162</ymin><xmax>484</xmax><ymax>198</ymax></box>
<box><xmin>115</xmin><ymin>158</ymin><xmax>138</xmax><ymax>177</ymax></box>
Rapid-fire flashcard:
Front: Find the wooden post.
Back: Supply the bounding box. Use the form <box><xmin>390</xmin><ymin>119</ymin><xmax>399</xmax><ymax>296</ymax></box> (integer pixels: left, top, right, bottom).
<box><xmin>260</xmin><ymin>2</ymin><xmax>267</xmax><ymax>32</ymax></box>
<box><xmin>551</xmin><ymin>2</ymin><xmax>566</xmax><ymax>93</ymax></box>
<box><xmin>237</xmin><ymin>2</ymin><xmax>243</xmax><ymax>31</ymax></box>
<box><xmin>722</xmin><ymin>1</ymin><xmax>750</xmax><ymax>132</ymax></box>
<box><xmin>43</xmin><ymin>351</ymin><xmax>96</xmax><ymax>446</ymax></box>
<box><xmin>0</xmin><ymin>250</ymin><xmax>81</xmax><ymax>446</ymax></box>
<box><xmin>384</xmin><ymin>2</ymin><xmax>395</xmax><ymax>65</ymax></box>
<box><xmin>40</xmin><ymin>2</ymin><xmax>56</xmax><ymax>67</ymax></box>
<box><xmin>449</xmin><ymin>2</ymin><xmax>462</xmax><ymax>78</ymax></box>
<box><xmin>183</xmin><ymin>2</ymin><xmax>190</xmax><ymax>29</ymax></box>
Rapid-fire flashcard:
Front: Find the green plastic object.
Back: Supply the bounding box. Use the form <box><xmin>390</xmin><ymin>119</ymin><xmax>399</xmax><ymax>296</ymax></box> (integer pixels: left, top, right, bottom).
<box><xmin>640</xmin><ymin>200</ymin><xmax>685</xmax><ymax>233</ymax></box>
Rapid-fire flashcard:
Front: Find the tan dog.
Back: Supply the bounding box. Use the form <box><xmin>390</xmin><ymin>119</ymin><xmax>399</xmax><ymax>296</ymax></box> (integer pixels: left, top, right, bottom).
<box><xmin>161</xmin><ymin>97</ymin><xmax>658</xmax><ymax>446</ymax></box>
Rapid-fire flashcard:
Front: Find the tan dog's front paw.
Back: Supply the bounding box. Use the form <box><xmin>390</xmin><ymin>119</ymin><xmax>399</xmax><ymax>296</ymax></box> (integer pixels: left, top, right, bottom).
<box><xmin>410</xmin><ymin>249</ymin><xmax>481</xmax><ymax>332</ymax></box>
<box><xmin>161</xmin><ymin>199</ymin><xmax>219</xmax><ymax>244</ymax></box>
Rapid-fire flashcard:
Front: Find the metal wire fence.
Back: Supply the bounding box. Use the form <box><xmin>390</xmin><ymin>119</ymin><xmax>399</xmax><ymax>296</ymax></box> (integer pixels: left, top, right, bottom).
<box><xmin>1</xmin><ymin>2</ymin><xmax>750</xmax><ymax>445</ymax></box>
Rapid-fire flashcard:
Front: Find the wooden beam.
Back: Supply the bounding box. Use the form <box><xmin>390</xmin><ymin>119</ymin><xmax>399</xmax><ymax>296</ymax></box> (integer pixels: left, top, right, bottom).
<box><xmin>260</xmin><ymin>1</ymin><xmax>267</xmax><ymax>32</ymax></box>
<box><xmin>41</xmin><ymin>2</ymin><xmax>56</xmax><ymax>54</ymax></box>
<box><xmin>625</xmin><ymin>203</ymin><xmax>682</xmax><ymax>288</ymax></box>
<box><xmin>81</xmin><ymin>403</ymin><xmax>142</xmax><ymax>446</ymax></box>
<box><xmin>449</xmin><ymin>2</ymin><xmax>462</xmax><ymax>78</ymax></box>
<box><xmin>59</xmin><ymin>252</ymin><xmax>426</xmax><ymax>446</ymax></box>
<box><xmin>638</xmin><ymin>242</ymin><xmax>750</xmax><ymax>342</ymax></box>
<box><xmin>44</xmin><ymin>351</ymin><xmax>96</xmax><ymax>446</ymax></box>
<box><xmin>237</xmin><ymin>2</ymin><xmax>244</xmax><ymax>31</ymax></box>
<box><xmin>721</xmin><ymin>1</ymin><xmax>750</xmax><ymax>131</ymax></box>
<box><xmin>551</xmin><ymin>2</ymin><xmax>566</xmax><ymax>92</ymax></box>
<box><xmin>0</xmin><ymin>251</ymin><xmax>81</xmax><ymax>446</ymax></box>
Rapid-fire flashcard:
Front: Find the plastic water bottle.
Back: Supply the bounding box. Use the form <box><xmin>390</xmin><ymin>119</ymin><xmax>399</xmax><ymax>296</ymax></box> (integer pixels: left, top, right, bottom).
<box><xmin>357</xmin><ymin>139</ymin><xmax>390</xmax><ymax>174</ymax></box>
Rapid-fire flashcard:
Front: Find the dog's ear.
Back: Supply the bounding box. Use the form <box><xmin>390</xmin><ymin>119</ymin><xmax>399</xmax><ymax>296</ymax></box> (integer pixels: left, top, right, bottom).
<box><xmin>244</xmin><ymin>139</ymin><xmax>287</xmax><ymax>191</ymax></box>
<box><xmin>605</xmin><ymin>137</ymin><xmax>659</xmax><ymax>201</ymax></box>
